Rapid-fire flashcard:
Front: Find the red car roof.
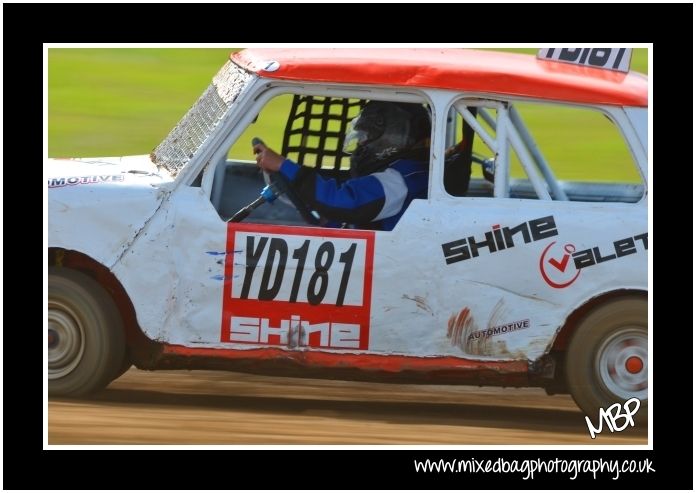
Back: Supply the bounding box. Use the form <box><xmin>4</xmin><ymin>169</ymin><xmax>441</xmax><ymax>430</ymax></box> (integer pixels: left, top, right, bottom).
<box><xmin>232</xmin><ymin>48</ymin><xmax>647</xmax><ymax>107</ymax></box>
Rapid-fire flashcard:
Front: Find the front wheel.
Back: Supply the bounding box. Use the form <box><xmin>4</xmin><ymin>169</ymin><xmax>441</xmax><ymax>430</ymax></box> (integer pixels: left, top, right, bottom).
<box><xmin>565</xmin><ymin>296</ymin><xmax>648</xmax><ymax>425</ymax></box>
<box><xmin>48</xmin><ymin>267</ymin><xmax>125</xmax><ymax>396</ymax></box>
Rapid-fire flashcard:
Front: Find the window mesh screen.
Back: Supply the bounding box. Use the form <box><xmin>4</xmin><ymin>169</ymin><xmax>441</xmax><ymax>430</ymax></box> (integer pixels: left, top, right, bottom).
<box><xmin>281</xmin><ymin>95</ymin><xmax>366</xmax><ymax>171</ymax></box>
<box><xmin>151</xmin><ymin>61</ymin><xmax>253</xmax><ymax>177</ymax></box>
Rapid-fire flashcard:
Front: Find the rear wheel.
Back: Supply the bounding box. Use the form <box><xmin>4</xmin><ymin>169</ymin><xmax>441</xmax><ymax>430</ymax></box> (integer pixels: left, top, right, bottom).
<box><xmin>565</xmin><ymin>296</ymin><xmax>648</xmax><ymax>425</ymax></box>
<box><xmin>48</xmin><ymin>267</ymin><xmax>125</xmax><ymax>396</ymax></box>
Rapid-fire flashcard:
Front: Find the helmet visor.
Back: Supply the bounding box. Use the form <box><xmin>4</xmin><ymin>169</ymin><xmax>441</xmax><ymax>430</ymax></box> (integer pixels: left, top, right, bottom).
<box><xmin>342</xmin><ymin>118</ymin><xmax>369</xmax><ymax>155</ymax></box>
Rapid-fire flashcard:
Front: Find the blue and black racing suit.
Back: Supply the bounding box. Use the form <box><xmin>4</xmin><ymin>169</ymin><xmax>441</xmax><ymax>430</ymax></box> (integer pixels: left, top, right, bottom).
<box><xmin>278</xmin><ymin>157</ymin><xmax>428</xmax><ymax>231</ymax></box>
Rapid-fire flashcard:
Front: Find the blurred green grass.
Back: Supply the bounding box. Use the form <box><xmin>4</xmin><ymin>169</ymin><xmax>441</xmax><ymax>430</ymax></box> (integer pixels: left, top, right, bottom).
<box><xmin>48</xmin><ymin>48</ymin><xmax>648</xmax><ymax>182</ymax></box>
<box><xmin>49</xmin><ymin>48</ymin><xmax>233</xmax><ymax>157</ymax></box>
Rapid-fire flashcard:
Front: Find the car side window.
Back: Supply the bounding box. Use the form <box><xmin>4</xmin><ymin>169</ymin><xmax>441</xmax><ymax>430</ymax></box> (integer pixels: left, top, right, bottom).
<box><xmin>210</xmin><ymin>92</ymin><xmax>433</xmax><ymax>229</ymax></box>
<box><xmin>443</xmin><ymin>99</ymin><xmax>644</xmax><ymax>203</ymax></box>
<box><xmin>210</xmin><ymin>94</ymin><xmax>363</xmax><ymax>224</ymax></box>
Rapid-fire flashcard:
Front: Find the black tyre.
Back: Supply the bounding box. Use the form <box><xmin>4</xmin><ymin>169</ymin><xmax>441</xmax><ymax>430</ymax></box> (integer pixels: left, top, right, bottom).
<box><xmin>566</xmin><ymin>296</ymin><xmax>648</xmax><ymax>425</ymax></box>
<box><xmin>112</xmin><ymin>348</ymin><xmax>132</xmax><ymax>381</ymax></box>
<box><xmin>48</xmin><ymin>267</ymin><xmax>125</xmax><ymax>396</ymax></box>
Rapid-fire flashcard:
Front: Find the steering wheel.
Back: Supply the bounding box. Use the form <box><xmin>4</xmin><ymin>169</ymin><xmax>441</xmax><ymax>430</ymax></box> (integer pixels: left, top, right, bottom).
<box><xmin>255</xmin><ymin>138</ymin><xmax>321</xmax><ymax>225</ymax></box>
<box><xmin>264</xmin><ymin>170</ymin><xmax>321</xmax><ymax>226</ymax></box>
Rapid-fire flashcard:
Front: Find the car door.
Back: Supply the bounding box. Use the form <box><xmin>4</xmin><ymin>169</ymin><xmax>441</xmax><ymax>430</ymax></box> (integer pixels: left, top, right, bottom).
<box><xmin>370</xmin><ymin>96</ymin><xmax>647</xmax><ymax>363</ymax></box>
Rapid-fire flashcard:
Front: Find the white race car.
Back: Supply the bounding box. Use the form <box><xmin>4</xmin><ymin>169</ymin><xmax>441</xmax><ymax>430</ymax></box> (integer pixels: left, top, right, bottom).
<box><xmin>48</xmin><ymin>48</ymin><xmax>648</xmax><ymax>422</ymax></box>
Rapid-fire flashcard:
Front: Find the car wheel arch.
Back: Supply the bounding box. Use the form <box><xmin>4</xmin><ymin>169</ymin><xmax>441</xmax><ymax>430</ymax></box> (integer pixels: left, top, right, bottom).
<box><xmin>549</xmin><ymin>288</ymin><xmax>647</xmax><ymax>353</ymax></box>
<box><xmin>48</xmin><ymin>248</ymin><xmax>161</xmax><ymax>370</ymax></box>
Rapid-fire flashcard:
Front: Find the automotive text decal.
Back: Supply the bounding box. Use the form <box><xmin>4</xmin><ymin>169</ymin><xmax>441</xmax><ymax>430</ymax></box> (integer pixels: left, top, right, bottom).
<box><xmin>221</xmin><ymin>223</ymin><xmax>374</xmax><ymax>350</ymax></box>
<box><xmin>48</xmin><ymin>175</ymin><xmax>124</xmax><ymax>188</ymax></box>
<box><xmin>466</xmin><ymin>318</ymin><xmax>530</xmax><ymax>342</ymax></box>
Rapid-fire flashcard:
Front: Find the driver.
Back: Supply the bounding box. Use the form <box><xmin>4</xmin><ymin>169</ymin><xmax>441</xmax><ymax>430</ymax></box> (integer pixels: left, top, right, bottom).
<box><xmin>253</xmin><ymin>101</ymin><xmax>431</xmax><ymax>231</ymax></box>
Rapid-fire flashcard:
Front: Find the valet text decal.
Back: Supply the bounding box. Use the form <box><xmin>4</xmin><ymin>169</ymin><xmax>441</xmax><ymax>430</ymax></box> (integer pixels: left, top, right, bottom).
<box><xmin>540</xmin><ymin>232</ymin><xmax>647</xmax><ymax>289</ymax></box>
<box><xmin>221</xmin><ymin>223</ymin><xmax>374</xmax><ymax>350</ymax></box>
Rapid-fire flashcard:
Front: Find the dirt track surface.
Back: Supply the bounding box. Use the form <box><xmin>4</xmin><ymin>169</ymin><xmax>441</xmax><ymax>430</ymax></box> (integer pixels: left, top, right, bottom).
<box><xmin>48</xmin><ymin>368</ymin><xmax>647</xmax><ymax>445</ymax></box>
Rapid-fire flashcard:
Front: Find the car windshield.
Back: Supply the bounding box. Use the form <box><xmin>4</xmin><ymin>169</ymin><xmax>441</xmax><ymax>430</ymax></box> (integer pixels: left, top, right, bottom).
<box><xmin>150</xmin><ymin>60</ymin><xmax>253</xmax><ymax>177</ymax></box>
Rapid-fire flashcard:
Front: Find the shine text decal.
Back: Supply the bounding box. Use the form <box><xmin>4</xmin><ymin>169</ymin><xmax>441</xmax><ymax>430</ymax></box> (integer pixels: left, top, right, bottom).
<box><xmin>442</xmin><ymin>215</ymin><xmax>558</xmax><ymax>265</ymax></box>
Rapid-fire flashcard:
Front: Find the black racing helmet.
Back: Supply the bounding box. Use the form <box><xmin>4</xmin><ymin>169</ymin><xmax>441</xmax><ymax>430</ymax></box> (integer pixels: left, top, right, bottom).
<box><xmin>343</xmin><ymin>101</ymin><xmax>431</xmax><ymax>176</ymax></box>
